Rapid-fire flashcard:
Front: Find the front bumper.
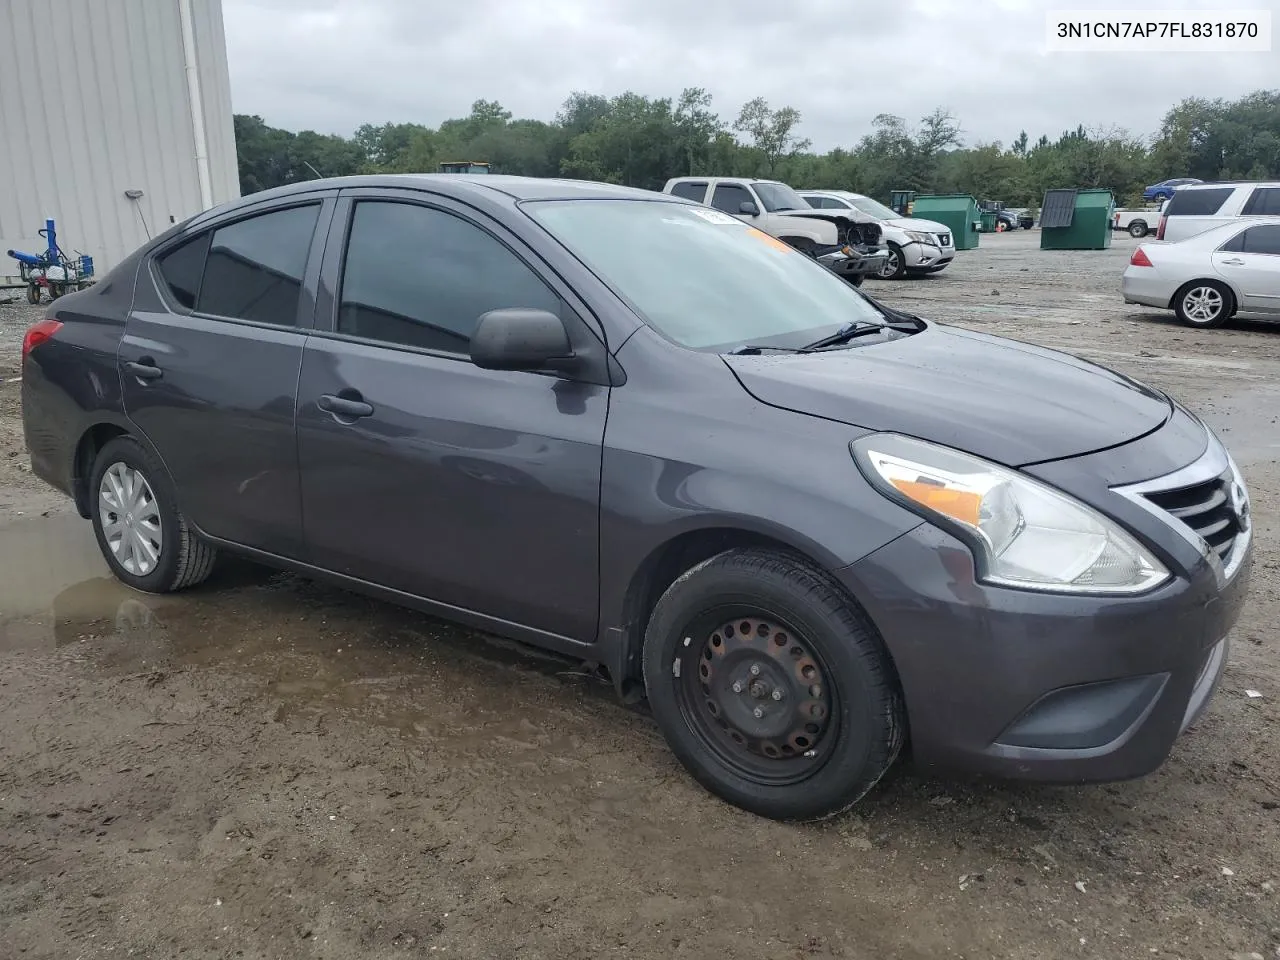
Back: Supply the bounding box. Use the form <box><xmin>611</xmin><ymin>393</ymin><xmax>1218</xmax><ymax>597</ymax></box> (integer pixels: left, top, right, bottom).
<box><xmin>817</xmin><ymin>247</ymin><xmax>890</xmax><ymax>279</ymax></box>
<box><xmin>839</xmin><ymin>423</ymin><xmax>1253</xmax><ymax>784</ymax></box>
<box><xmin>902</xmin><ymin>242</ymin><xmax>955</xmax><ymax>272</ymax></box>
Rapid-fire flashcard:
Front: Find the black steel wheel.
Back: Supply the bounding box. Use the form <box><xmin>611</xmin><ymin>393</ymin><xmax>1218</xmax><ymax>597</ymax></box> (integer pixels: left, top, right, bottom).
<box><xmin>643</xmin><ymin>548</ymin><xmax>905</xmax><ymax>821</ymax></box>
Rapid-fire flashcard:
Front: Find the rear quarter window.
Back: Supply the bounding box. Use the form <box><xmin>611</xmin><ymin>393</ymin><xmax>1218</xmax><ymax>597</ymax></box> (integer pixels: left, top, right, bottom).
<box><xmin>669</xmin><ymin>181</ymin><xmax>708</xmax><ymax>202</ymax></box>
<box><xmin>1163</xmin><ymin>188</ymin><xmax>1234</xmax><ymax>217</ymax></box>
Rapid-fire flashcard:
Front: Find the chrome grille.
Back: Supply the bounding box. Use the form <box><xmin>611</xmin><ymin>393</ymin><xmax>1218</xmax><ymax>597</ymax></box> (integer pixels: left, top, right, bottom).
<box><xmin>1113</xmin><ymin>427</ymin><xmax>1251</xmax><ymax>585</ymax></box>
<box><xmin>1142</xmin><ymin>470</ymin><xmax>1240</xmax><ymax>562</ymax></box>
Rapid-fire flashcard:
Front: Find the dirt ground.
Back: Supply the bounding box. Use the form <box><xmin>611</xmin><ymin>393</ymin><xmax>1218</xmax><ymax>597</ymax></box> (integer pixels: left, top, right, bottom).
<box><xmin>1</xmin><ymin>231</ymin><xmax>1278</xmax><ymax>960</ymax></box>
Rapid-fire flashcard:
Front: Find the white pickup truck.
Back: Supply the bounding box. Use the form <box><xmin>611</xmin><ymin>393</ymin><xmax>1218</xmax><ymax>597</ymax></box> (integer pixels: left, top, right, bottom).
<box><xmin>662</xmin><ymin>176</ymin><xmax>888</xmax><ymax>285</ymax></box>
<box><xmin>1112</xmin><ymin>206</ymin><xmax>1163</xmax><ymax>238</ymax></box>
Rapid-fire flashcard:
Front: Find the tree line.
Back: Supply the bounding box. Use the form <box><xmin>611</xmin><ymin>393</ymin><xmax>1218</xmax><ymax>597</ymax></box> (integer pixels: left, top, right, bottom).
<box><xmin>234</xmin><ymin>88</ymin><xmax>1280</xmax><ymax>209</ymax></box>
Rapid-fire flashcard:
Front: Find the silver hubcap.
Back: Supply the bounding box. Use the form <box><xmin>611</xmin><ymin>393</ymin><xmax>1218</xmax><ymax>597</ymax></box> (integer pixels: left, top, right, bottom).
<box><xmin>99</xmin><ymin>462</ymin><xmax>163</xmax><ymax>576</ymax></box>
<box><xmin>1184</xmin><ymin>286</ymin><xmax>1223</xmax><ymax>323</ymax></box>
<box><xmin>880</xmin><ymin>250</ymin><xmax>900</xmax><ymax>277</ymax></box>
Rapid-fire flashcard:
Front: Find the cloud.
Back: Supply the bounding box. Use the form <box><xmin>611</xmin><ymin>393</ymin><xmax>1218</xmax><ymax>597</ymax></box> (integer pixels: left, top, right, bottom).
<box><xmin>223</xmin><ymin>0</ymin><xmax>1280</xmax><ymax>150</ymax></box>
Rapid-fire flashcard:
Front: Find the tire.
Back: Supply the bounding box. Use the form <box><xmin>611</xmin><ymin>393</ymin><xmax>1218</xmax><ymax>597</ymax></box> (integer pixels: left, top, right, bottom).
<box><xmin>1173</xmin><ymin>280</ymin><xmax>1232</xmax><ymax>329</ymax></box>
<box><xmin>1128</xmin><ymin>220</ymin><xmax>1149</xmax><ymax>238</ymax></box>
<box><xmin>642</xmin><ymin>548</ymin><xmax>905</xmax><ymax>822</ymax></box>
<box><xmin>780</xmin><ymin>237</ymin><xmax>816</xmax><ymax>255</ymax></box>
<box><xmin>26</xmin><ymin>283</ymin><xmax>40</xmax><ymax>305</ymax></box>
<box><xmin>89</xmin><ymin>436</ymin><xmax>217</xmax><ymax>593</ymax></box>
<box><xmin>849</xmin><ymin>274</ymin><xmax>865</xmax><ymax>287</ymax></box>
<box><xmin>878</xmin><ymin>242</ymin><xmax>906</xmax><ymax>280</ymax></box>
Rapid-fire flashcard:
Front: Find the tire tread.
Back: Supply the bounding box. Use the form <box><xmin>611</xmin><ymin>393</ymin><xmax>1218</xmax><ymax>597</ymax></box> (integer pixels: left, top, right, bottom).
<box><xmin>643</xmin><ymin>547</ymin><xmax>904</xmax><ymax>821</ymax></box>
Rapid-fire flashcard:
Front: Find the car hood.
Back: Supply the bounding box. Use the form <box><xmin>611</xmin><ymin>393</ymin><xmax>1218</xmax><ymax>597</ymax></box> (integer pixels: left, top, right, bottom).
<box><xmin>723</xmin><ymin>324</ymin><xmax>1172</xmax><ymax>467</ymax></box>
<box><xmin>885</xmin><ymin>216</ymin><xmax>951</xmax><ymax>234</ymax></box>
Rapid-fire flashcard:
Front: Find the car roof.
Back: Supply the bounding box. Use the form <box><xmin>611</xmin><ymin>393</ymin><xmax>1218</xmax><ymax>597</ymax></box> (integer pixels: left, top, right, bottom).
<box><xmin>1177</xmin><ymin>180</ymin><xmax>1280</xmax><ymax>190</ymax></box>
<box><xmin>187</xmin><ymin>174</ymin><xmax>677</xmax><ymax>230</ymax></box>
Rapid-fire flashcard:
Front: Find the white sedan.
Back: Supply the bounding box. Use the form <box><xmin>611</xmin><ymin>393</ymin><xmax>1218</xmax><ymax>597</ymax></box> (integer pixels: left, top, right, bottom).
<box><xmin>1122</xmin><ymin>217</ymin><xmax>1280</xmax><ymax>328</ymax></box>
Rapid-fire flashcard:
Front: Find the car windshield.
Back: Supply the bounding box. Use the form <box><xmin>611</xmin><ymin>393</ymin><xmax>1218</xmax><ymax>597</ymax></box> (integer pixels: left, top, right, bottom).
<box><xmin>752</xmin><ymin>182</ymin><xmax>810</xmax><ymax>212</ymax></box>
<box><xmin>525</xmin><ymin>199</ymin><xmax>885</xmax><ymax>351</ymax></box>
<box><xmin>848</xmin><ymin>196</ymin><xmax>900</xmax><ymax>220</ymax></box>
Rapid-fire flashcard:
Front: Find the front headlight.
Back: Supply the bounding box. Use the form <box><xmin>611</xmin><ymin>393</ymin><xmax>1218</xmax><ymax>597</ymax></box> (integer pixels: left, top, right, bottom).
<box><xmin>905</xmin><ymin>230</ymin><xmax>937</xmax><ymax>245</ymax></box>
<box><xmin>851</xmin><ymin>434</ymin><xmax>1170</xmax><ymax>595</ymax></box>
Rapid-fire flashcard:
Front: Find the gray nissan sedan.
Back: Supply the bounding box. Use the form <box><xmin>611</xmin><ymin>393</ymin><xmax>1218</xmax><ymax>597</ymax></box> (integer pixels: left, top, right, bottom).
<box><xmin>21</xmin><ymin>175</ymin><xmax>1252</xmax><ymax>821</ymax></box>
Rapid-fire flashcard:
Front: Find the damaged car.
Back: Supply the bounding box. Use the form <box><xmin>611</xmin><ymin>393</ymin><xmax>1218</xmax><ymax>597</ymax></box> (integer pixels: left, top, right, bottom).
<box><xmin>663</xmin><ymin>177</ymin><xmax>887</xmax><ymax>286</ymax></box>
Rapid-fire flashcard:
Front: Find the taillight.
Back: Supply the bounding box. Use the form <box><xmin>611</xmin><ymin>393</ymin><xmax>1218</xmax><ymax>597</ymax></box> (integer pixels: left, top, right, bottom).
<box><xmin>1156</xmin><ymin>216</ymin><xmax>1167</xmax><ymax>240</ymax></box>
<box><xmin>1130</xmin><ymin>247</ymin><xmax>1153</xmax><ymax>267</ymax></box>
<box><xmin>21</xmin><ymin>318</ymin><xmax>63</xmax><ymax>363</ymax></box>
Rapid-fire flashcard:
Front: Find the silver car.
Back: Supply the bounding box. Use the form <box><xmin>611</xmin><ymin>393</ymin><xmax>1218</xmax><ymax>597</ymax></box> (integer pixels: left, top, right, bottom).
<box><xmin>1122</xmin><ymin>217</ymin><xmax>1280</xmax><ymax>328</ymax></box>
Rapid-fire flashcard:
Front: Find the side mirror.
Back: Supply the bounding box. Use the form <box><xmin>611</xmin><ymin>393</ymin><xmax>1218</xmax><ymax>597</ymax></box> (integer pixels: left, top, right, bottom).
<box><xmin>739</xmin><ymin>201</ymin><xmax>760</xmax><ymax>216</ymax></box>
<box><xmin>470</xmin><ymin>308</ymin><xmax>574</xmax><ymax>371</ymax></box>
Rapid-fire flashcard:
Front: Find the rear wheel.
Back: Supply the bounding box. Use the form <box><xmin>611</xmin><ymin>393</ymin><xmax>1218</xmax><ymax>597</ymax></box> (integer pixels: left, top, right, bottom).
<box><xmin>26</xmin><ymin>283</ymin><xmax>40</xmax><ymax>304</ymax></box>
<box><xmin>642</xmin><ymin>548</ymin><xmax>904</xmax><ymax>821</ymax></box>
<box><xmin>1174</xmin><ymin>280</ymin><xmax>1232</xmax><ymax>329</ymax></box>
<box><xmin>1128</xmin><ymin>220</ymin><xmax>1149</xmax><ymax>238</ymax></box>
<box><xmin>878</xmin><ymin>243</ymin><xmax>906</xmax><ymax>280</ymax></box>
<box><xmin>89</xmin><ymin>436</ymin><xmax>217</xmax><ymax>593</ymax></box>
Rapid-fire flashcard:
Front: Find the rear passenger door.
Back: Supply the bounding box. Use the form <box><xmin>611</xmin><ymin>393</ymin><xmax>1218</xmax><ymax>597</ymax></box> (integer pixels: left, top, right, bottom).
<box><xmin>294</xmin><ymin>190</ymin><xmax>609</xmax><ymax>642</ymax></box>
<box><xmin>1214</xmin><ymin>224</ymin><xmax>1280</xmax><ymax>314</ymax></box>
<box><xmin>120</xmin><ymin>195</ymin><xmax>334</xmax><ymax>557</ymax></box>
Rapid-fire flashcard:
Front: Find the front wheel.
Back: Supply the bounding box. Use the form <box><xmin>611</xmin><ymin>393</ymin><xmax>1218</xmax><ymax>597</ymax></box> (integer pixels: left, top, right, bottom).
<box><xmin>1174</xmin><ymin>280</ymin><xmax>1232</xmax><ymax>329</ymax></box>
<box><xmin>642</xmin><ymin>549</ymin><xmax>905</xmax><ymax>821</ymax></box>
<box><xmin>878</xmin><ymin>242</ymin><xmax>906</xmax><ymax>280</ymax></box>
<box><xmin>90</xmin><ymin>436</ymin><xmax>218</xmax><ymax>593</ymax></box>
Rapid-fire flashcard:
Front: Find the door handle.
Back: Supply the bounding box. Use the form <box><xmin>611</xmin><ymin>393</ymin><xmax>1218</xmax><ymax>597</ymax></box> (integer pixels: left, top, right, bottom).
<box><xmin>1221</xmin><ymin>257</ymin><xmax>1245</xmax><ymax>265</ymax></box>
<box><xmin>123</xmin><ymin>360</ymin><xmax>163</xmax><ymax>381</ymax></box>
<box><xmin>317</xmin><ymin>393</ymin><xmax>374</xmax><ymax>419</ymax></box>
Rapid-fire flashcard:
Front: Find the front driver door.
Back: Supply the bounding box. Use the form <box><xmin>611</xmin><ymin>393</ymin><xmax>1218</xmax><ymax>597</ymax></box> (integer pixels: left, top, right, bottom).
<box><xmin>295</xmin><ymin>192</ymin><xmax>609</xmax><ymax>642</ymax></box>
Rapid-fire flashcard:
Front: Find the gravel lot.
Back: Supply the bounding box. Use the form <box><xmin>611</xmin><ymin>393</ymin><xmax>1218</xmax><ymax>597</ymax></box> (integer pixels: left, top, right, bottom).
<box><xmin>1</xmin><ymin>230</ymin><xmax>1278</xmax><ymax>960</ymax></box>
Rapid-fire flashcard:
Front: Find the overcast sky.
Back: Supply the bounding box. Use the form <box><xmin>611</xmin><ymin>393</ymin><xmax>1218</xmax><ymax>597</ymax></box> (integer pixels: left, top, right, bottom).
<box><xmin>222</xmin><ymin>0</ymin><xmax>1279</xmax><ymax>151</ymax></box>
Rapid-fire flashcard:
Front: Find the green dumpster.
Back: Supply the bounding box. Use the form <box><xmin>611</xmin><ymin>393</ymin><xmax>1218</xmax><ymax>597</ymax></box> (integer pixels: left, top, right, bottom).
<box><xmin>910</xmin><ymin>194</ymin><xmax>980</xmax><ymax>250</ymax></box>
<box><xmin>979</xmin><ymin>210</ymin><xmax>998</xmax><ymax>233</ymax></box>
<box><xmin>1039</xmin><ymin>188</ymin><xmax>1114</xmax><ymax>250</ymax></box>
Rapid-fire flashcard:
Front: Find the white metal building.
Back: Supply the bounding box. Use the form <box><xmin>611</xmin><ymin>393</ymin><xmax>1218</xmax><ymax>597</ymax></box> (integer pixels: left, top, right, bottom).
<box><xmin>0</xmin><ymin>0</ymin><xmax>239</xmax><ymax>278</ymax></box>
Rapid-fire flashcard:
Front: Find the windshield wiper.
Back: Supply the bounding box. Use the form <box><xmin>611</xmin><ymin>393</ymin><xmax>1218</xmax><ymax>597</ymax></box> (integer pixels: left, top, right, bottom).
<box><xmin>727</xmin><ymin>344</ymin><xmax>807</xmax><ymax>355</ymax></box>
<box><xmin>798</xmin><ymin>321</ymin><xmax>888</xmax><ymax>352</ymax></box>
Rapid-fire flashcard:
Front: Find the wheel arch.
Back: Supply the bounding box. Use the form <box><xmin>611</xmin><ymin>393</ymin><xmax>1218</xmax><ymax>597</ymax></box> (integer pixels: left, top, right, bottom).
<box><xmin>71</xmin><ymin>418</ymin><xmax>170</xmax><ymax>518</ymax></box>
<box><xmin>1168</xmin><ymin>276</ymin><xmax>1239</xmax><ymax>315</ymax></box>
<box><xmin>612</xmin><ymin>523</ymin><xmax>879</xmax><ymax>688</ymax></box>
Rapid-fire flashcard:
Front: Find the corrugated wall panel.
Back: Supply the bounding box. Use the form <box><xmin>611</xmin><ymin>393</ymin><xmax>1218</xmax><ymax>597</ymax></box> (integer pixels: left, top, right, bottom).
<box><xmin>0</xmin><ymin>0</ymin><xmax>239</xmax><ymax>277</ymax></box>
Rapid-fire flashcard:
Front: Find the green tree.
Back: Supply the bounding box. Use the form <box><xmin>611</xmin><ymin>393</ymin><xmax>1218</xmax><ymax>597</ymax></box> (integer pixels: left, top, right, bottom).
<box><xmin>733</xmin><ymin>97</ymin><xmax>811</xmax><ymax>175</ymax></box>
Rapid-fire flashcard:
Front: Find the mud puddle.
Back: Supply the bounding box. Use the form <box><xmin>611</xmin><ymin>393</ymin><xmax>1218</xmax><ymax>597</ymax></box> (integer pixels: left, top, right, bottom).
<box><xmin>0</xmin><ymin>512</ymin><xmax>616</xmax><ymax>755</ymax></box>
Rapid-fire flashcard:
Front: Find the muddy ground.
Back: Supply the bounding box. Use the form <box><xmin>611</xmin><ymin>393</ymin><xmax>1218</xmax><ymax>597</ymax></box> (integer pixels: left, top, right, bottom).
<box><xmin>1</xmin><ymin>230</ymin><xmax>1278</xmax><ymax>960</ymax></box>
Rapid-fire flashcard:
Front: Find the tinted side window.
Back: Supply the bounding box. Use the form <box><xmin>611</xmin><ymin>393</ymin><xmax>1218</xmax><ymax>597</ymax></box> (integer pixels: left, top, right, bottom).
<box><xmin>1219</xmin><ymin>229</ymin><xmax>1247</xmax><ymax>253</ymax></box>
<box><xmin>338</xmin><ymin>201</ymin><xmax>560</xmax><ymax>354</ymax></box>
<box><xmin>1163</xmin><ymin>188</ymin><xmax>1234</xmax><ymax>217</ymax></box>
<box><xmin>711</xmin><ymin>183</ymin><xmax>754</xmax><ymax>214</ymax></box>
<box><xmin>196</xmin><ymin>204</ymin><xmax>321</xmax><ymax>325</ymax></box>
<box><xmin>155</xmin><ymin>232</ymin><xmax>212</xmax><ymax>310</ymax></box>
<box><xmin>669</xmin><ymin>181</ymin><xmax>708</xmax><ymax>202</ymax></box>
<box><xmin>1242</xmin><ymin>187</ymin><xmax>1280</xmax><ymax>216</ymax></box>
<box><xmin>1243</xmin><ymin>224</ymin><xmax>1280</xmax><ymax>255</ymax></box>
